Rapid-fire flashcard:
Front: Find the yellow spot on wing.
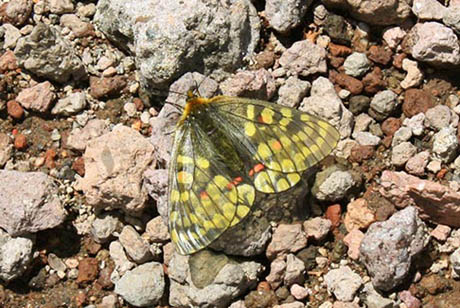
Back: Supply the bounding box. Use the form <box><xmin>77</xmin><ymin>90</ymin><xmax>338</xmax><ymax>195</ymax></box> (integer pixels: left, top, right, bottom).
<box><xmin>258</xmin><ymin>143</ymin><xmax>272</xmax><ymax>159</ymax></box>
<box><xmin>177</xmin><ymin>155</ymin><xmax>193</xmax><ymax>164</ymax></box>
<box><xmin>196</xmin><ymin>157</ymin><xmax>210</xmax><ymax>169</ymax></box>
<box><xmin>261</xmin><ymin>108</ymin><xmax>274</xmax><ymax>124</ymax></box>
<box><xmin>170</xmin><ymin>190</ymin><xmax>180</xmax><ymax>202</ymax></box>
<box><xmin>276</xmin><ymin>178</ymin><xmax>290</xmax><ymax>191</ymax></box>
<box><xmin>181</xmin><ymin>191</ymin><xmax>189</xmax><ymax>202</ymax></box>
<box><xmin>280</xmin><ymin>108</ymin><xmax>292</xmax><ymax>117</ymax></box>
<box><xmin>177</xmin><ymin>171</ymin><xmax>193</xmax><ymax>184</ymax></box>
<box><xmin>247</xmin><ymin>105</ymin><xmax>255</xmax><ymax>119</ymax></box>
<box><xmin>245</xmin><ymin>122</ymin><xmax>256</xmax><ymax>137</ymax></box>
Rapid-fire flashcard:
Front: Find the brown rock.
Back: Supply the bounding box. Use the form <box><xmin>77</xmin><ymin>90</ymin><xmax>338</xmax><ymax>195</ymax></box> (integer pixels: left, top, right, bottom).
<box><xmin>89</xmin><ymin>76</ymin><xmax>127</xmax><ymax>99</ymax></box>
<box><xmin>362</xmin><ymin>67</ymin><xmax>386</xmax><ymax>94</ymax></box>
<box><xmin>6</xmin><ymin>100</ymin><xmax>24</xmax><ymax>119</ymax></box>
<box><xmin>0</xmin><ymin>50</ymin><xmax>18</xmax><ymax>73</ymax></box>
<box><xmin>368</xmin><ymin>45</ymin><xmax>393</xmax><ymax>65</ymax></box>
<box><xmin>381</xmin><ymin>117</ymin><xmax>402</xmax><ymax>136</ymax></box>
<box><xmin>0</xmin><ymin>0</ymin><xmax>33</xmax><ymax>26</ymax></box>
<box><xmin>266</xmin><ymin>223</ymin><xmax>307</xmax><ymax>260</ymax></box>
<box><xmin>72</xmin><ymin>157</ymin><xmax>85</xmax><ymax>176</ymax></box>
<box><xmin>363</xmin><ymin>185</ymin><xmax>395</xmax><ymax>221</ymax></box>
<box><xmin>16</xmin><ymin>81</ymin><xmax>56</xmax><ymax>113</ymax></box>
<box><xmin>14</xmin><ymin>133</ymin><xmax>27</xmax><ymax>150</ymax></box>
<box><xmin>133</xmin><ymin>97</ymin><xmax>144</xmax><ymax>111</ymax></box>
<box><xmin>77</xmin><ymin>258</ymin><xmax>99</xmax><ymax>284</ymax></box>
<box><xmin>329</xmin><ymin>71</ymin><xmax>363</xmax><ymax>95</ymax></box>
<box><xmin>380</xmin><ymin>171</ymin><xmax>460</xmax><ymax>228</ymax></box>
<box><xmin>44</xmin><ymin>148</ymin><xmax>57</xmax><ymax>169</ymax></box>
<box><xmin>393</xmin><ymin>53</ymin><xmax>407</xmax><ymax>69</ymax></box>
<box><xmin>402</xmin><ymin>89</ymin><xmax>435</xmax><ymax>117</ymax></box>
<box><xmin>328</xmin><ymin>56</ymin><xmax>345</xmax><ymax>68</ymax></box>
<box><xmin>419</xmin><ymin>274</ymin><xmax>448</xmax><ymax>295</ymax></box>
<box><xmin>97</xmin><ymin>265</ymin><xmax>114</xmax><ymax>289</ymax></box>
<box><xmin>349</xmin><ymin>144</ymin><xmax>374</xmax><ymax>163</ymax></box>
<box><xmin>326</xmin><ymin>204</ymin><xmax>342</xmax><ymax>229</ymax></box>
<box><xmin>255</xmin><ymin>50</ymin><xmax>275</xmax><ymax>69</ymax></box>
<box><xmin>329</xmin><ymin>42</ymin><xmax>352</xmax><ymax>57</ymax></box>
<box><xmin>344</xmin><ymin>198</ymin><xmax>376</xmax><ymax>231</ymax></box>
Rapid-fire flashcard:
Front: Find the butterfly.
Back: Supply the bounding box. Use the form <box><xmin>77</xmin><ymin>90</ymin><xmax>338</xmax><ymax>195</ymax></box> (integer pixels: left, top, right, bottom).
<box><xmin>168</xmin><ymin>92</ymin><xmax>340</xmax><ymax>255</ymax></box>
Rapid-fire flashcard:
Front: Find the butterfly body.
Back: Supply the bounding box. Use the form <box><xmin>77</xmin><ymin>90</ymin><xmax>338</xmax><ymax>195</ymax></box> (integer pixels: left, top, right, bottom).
<box><xmin>168</xmin><ymin>94</ymin><xmax>340</xmax><ymax>255</ymax></box>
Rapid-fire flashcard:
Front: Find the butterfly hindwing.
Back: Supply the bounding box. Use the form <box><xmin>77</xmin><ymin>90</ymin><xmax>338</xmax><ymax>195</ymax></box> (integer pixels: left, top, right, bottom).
<box><xmin>168</xmin><ymin>120</ymin><xmax>255</xmax><ymax>255</ymax></box>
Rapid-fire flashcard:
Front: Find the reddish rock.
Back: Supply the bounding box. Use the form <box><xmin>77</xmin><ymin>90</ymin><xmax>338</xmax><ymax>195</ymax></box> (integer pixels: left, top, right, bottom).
<box><xmin>0</xmin><ymin>50</ymin><xmax>18</xmax><ymax>73</ymax></box>
<box><xmin>74</xmin><ymin>291</ymin><xmax>87</xmax><ymax>307</ymax></box>
<box><xmin>349</xmin><ymin>144</ymin><xmax>374</xmax><ymax>163</ymax></box>
<box><xmin>362</xmin><ymin>67</ymin><xmax>386</xmax><ymax>93</ymax></box>
<box><xmin>393</xmin><ymin>53</ymin><xmax>407</xmax><ymax>69</ymax></box>
<box><xmin>326</xmin><ymin>204</ymin><xmax>342</xmax><ymax>229</ymax></box>
<box><xmin>6</xmin><ymin>100</ymin><xmax>24</xmax><ymax>119</ymax></box>
<box><xmin>380</xmin><ymin>171</ymin><xmax>460</xmax><ymax>228</ymax></box>
<box><xmin>329</xmin><ymin>42</ymin><xmax>352</xmax><ymax>57</ymax></box>
<box><xmin>368</xmin><ymin>45</ymin><xmax>393</xmax><ymax>65</ymax></box>
<box><xmin>89</xmin><ymin>76</ymin><xmax>127</xmax><ymax>99</ymax></box>
<box><xmin>254</xmin><ymin>50</ymin><xmax>275</xmax><ymax>69</ymax></box>
<box><xmin>97</xmin><ymin>265</ymin><xmax>114</xmax><ymax>289</ymax></box>
<box><xmin>0</xmin><ymin>0</ymin><xmax>33</xmax><ymax>26</ymax></box>
<box><xmin>381</xmin><ymin>117</ymin><xmax>402</xmax><ymax>136</ymax></box>
<box><xmin>363</xmin><ymin>185</ymin><xmax>396</xmax><ymax>221</ymax></box>
<box><xmin>133</xmin><ymin>97</ymin><xmax>144</xmax><ymax>111</ymax></box>
<box><xmin>328</xmin><ymin>56</ymin><xmax>345</xmax><ymax>68</ymax></box>
<box><xmin>72</xmin><ymin>157</ymin><xmax>85</xmax><ymax>176</ymax></box>
<box><xmin>16</xmin><ymin>81</ymin><xmax>56</xmax><ymax>113</ymax></box>
<box><xmin>77</xmin><ymin>258</ymin><xmax>99</xmax><ymax>284</ymax></box>
<box><xmin>343</xmin><ymin>229</ymin><xmax>364</xmax><ymax>260</ymax></box>
<box><xmin>266</xmin><ymin>223</ymin><xmax>307</xmax><ymax>260</ymax></box>
<box><xmin>399</xmin><ymin>290</ymin><xmax>421</xmax><ymax>308</ymax></box>
<box><xmin>14</xmin><ymin>133</ymin><xmax>27</xmax><ymax>150</ymax></box>
<box><xmin>329</xmin><ymin>71</ymin><xmax>363</xmax><ymax>95</ymax></box>
<box><xmin>430</xmin><ymin>224</ymin><xmax>451</xmax><ymax>242</ymax></box>
<box><xmin>257</xmin><ymin>281</ymin><xmax>271</xmax><ymax>291</ymax></box>
<box><xmin>344</xmin><ymin>198</ymin><xmax>376</xmax><ymax>231</ymax></box>
<box><xmin>83</xmin><ymin>237</ymin><xmax>101</xmax><ymax>255</ymax></box>
<box><xmin>402</xmin><ymin>89</ymin><xmax>435</xmax><ymax>117</ymax></box>
<box><xmin>44</xmin><ymin>149</ymin><xmax>57</xmax><ymax>169</ymax></box>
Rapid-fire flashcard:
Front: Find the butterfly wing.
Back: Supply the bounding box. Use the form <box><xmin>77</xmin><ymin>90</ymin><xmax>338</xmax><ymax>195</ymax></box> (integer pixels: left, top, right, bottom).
<box><xmin>207</xmin><ymin>96</ymin><xmax>340</xmax><ymax>193</ymax></box>
<box><xmin>168</xmin><ymin>121</ymin><xmax>255</xmax><ymax>255</ymax></box>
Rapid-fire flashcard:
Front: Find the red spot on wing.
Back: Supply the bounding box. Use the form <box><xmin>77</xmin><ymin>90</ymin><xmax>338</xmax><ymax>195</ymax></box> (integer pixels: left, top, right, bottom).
<box><xmin>249</xmin><ymin>163</ymin><xmax>265</xmax><ymax>177</ymax></box>
<box><xmin>200</xmin><ymin>191</ymin><xmax>209</xmax><ymax>199</ymax></box>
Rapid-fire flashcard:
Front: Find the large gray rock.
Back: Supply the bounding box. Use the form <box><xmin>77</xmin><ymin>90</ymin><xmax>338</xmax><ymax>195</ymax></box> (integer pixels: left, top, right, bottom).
<box><xmin>0</xmin><ymin>170</ymin><xmax>66</xmax><ymax>236</ymax></box>
<box><xmin>79</xmin><ymin>125</ymin><xmax>155</xmax><ymax>215</ymax></box>
<box><xmin>94</xmin><ymin>0</ymin><xmax>260</xmax><ymax>89</ymax></box>
<box><xmin>0</xmin><ymin>230</ymin><xmax>34</xmax><ymax>282</ymax></box>
<box><xmin>168</xmin><ymin>250</ymin><xmax>263</xmax><ymax>308</ymax></box>
<box><xmin>360</xmin><ymin>206</ymin><xmax>429</xmax><ymax>291</ymax></box>
<box><xmin>14</xmin><ymin>23</ymin><xmax>87</xmax><ymax>83</ymax></box>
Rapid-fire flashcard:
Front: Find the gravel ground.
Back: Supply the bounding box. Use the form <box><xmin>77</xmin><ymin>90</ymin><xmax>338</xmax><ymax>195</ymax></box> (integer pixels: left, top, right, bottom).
<box><xmin>1</xmin><ymin>0</ymin><xmax>460</xmax><ymax>307</ymax></box>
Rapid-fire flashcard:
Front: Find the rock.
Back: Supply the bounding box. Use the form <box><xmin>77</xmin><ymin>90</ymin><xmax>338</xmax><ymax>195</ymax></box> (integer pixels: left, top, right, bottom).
<box><xmin>359</xmin><ymin>206</ymin><xmax>429</xmax><ymax>291</ymax></box>
<box><xmin>403</xmin><ymin>113</ymin><xmax>426</xmax><ymax>136</ymax></box>
<box><xmin>383</xmin><ymin>26</ymin><xmax>406</xmax><ymax>49</ymax></box>
<box><xmin>367</xmin><ymin>45</ymin><xmax>393</xmax><ymax>66</ymax></box>
<box><xmin>2</xmin><ymin>24</ymin><xmax>21</xmax><ymax>49</ymax></box>
<box><xmin>47</xmin><ymin>0</ymin><xmax>74</xmax><ymax>14</ymax></box>
<box><xmin>312</xmin><ymin>166</ymin><xmax>356</xmax><ymax>202</ymax></box>
<box><xmin>119</xmin><ymin>226</ymin><xmax>152</xmax><ymax>264</ymax></box>
<box><xmin>266</xmin><ymin>224</ymin><xmax>307</xmax><ymax>260</ymax></box>
<box><xmin>14</xmin><ymin>23</ymin><xmax>87</xmax><ymax>83</ymax></box>
<box><xmin>77</xmin><ymin>257</ymin><xmax>99</xmax><ymax>284</ymax></box>
<box><xmin>432</xmin><ymin>127</ymin><xmax>458</xmax><ymax>163</ymax></box>
<box><xmin>369</xmin><ymin>90</ymin><xmax>398</xmax><ymax>121</ymax></box>
<box><xmin>354</xmin><ymin>114</ymin><xmax>374</xmax><ymax>134</ymax></box>
<box><xmin>399</xmin><ymin>290</ymin><xmax>422</xmax><ymax>308</ymax></box>
<box><xmin>322</xmin><ymin>0</ymin><xmax>412</xmax><ymax>25</ymax></box>
<box><xmin>412</xmin><ymin>0</ymin><xmax>446</xmax><ymax>20</ymax></box>
<box><xmin>16</xmin><ymin>81</ymin><xmax>55</xmax><ymax>113</ymax></box>
<box><xmin>323</xmin><ymin>13</ymin><xmax>354</xmax><ymax>45</ymax></box>
<box><xmin>284</xmin><ymin>254</ymin><xmax>305</xmax><ymax>286</ymax></box>
<box><xmin>329</xmin><ymin>71</ymin><xmax>363</xmax><ymax>95</ymax></box>
<box><xmin>0</xmin><ymin>170</ymin><xmax>65</xmax><ymax>236</ymax></box>
<box><xmin>348</xmin><ymin>95</ymin><xmax>370</xmax><ymax>115</ymax></box>
<box><xmin>391</xmin><ymin>141</ymin><xmax>417</xmax><ymax>167</ymax></box>
<box><xmin>362</xmin><ymin>67</ymin><xmax>386</xmax><ymax>94</ymax></box>
<box><xmin>13</xmin><ymin>134</ymin><xmax>27</xmax><ymax>150</ymax></box>
<box><xmin>324</xmin><ymin>266</ymin><xmax>363</xmax><ymax>301</ymax></box>
<box><xmin>425</xmin><ymin>105</ymin><xmax>452</xmax><ymax>130</ymax></box>
<box><xmin>431</xmin><ymin>224</ymin><xmax>451</xmax><ymax>241</ymax></box>
<box><xmin>220</xmin><ymin>69</ymin><xmax>276</xmax><ymax>100</ymax></box>
<box><xmin>89</xmin><ymin>76</ymin><xmax>126</xmax><ymax>99</ymax></box>
<box><xmin>303</xmin><ymin>217</ymin><xmax>331</xmax><ymax>241</ymax></box>
<box><xmin>343</xmin><ymin>229</ymin><xmax>365</xmax><ymax>260</ymax></box>
<box><xmin>143</xmin><ymin>168</ymin><xmax>169</xmax><ymax>219</ymax></box>
<box><xmin>0</xmin><ymin>0</ymin><xmax>33</xmax><ymax>26</ymax></box>
<box><xmin>66</xmin><ymin>119</ymin><xmax>109</xmax><ymax>152</ymax></box>
<box><xmin>115</xmin><ymin>262</ymin><xmax>165</xmax><ymax>307</ymax></box>
<box><xmin>400</xmin><ymin>58</ymin><xmax>423</xmax><ymax>89</ymax></box>
<box><xmin>94</xmin><ymin>0</ymin><xmax>259</xmax><ymax>89</ymax></box>
<box><xmin>402</xmin><ymin>89</ymin><xmax>434</xmax><ymax>117</ymax></box>
<box><xmin>279</xmin><ymin>40</ymin><xmax>327</xmax><ymax>77</ymax></box>
<box><xmin>277</xmin><ymin>76</ymin><xmax>311</xmax><ymax>108</ymax></box>
<box><xmin>344</xmin><ymin>198</ymin><xmax>375</xmax><ymax>231</ymax></box>
<box><xmin>301</xmin><ymin>77</ymin><xmax>354</xmax><ymax>139</ymax></box>
<box><xmin>290</xmin><ymin>284</ymin><xmax>309</xmax><ymax>300</ymax></box>
<box><xmin>0</xmin><ymin>50</ymin><xmax>18</xmax><ymax>72</ymax></box>
<box><xmin>353</xmin><ymin>132</ymin><xmax>381</xmax><ymax>146</ymax></box>
<box><xmin>0</xmin><ymin>133</ymin><xmax>12</xmax><ymax>167</ymax></box>
<box><xmin>405</xmin><ymin>151</ymin><xmax>430</xmax><ymax>176</ymax></box>
<box><xmin>443</xmin><ymin>6</ymin><xmax>460</xmax><ymax>34</ymax></box>
<box><xmin>60</xmin><ymin>14</ymin><xmax>93</xmax><ymax>37</ymax></box>
<box><xmin>77</xmin><ymin>3</ymin><xmax>97</xmax><ymax>17</ymax></box>
<box><xmin>343</xmin><ymin>52</ymin><xmax>370</xmax><ymax>77</ymax></box>
<box><xmin>51</xmin><ymin>92</ymin><xmax>87</xmax><ymax>116</ymax></box>
<box><xmin>450</xmin><ymin>247</ymin><xmax>460</xmax><ymax>276</ymax></box>
<box><xmin>266</xmin><ymin>257</ymin><xmax>286</xmax><ymax>289</ymax></box>
<box><xmin>0</xmin><ymin>231</ymin><xmax>33</xmax><ymax>282</ymax></box>
<box><xmin>409</xmin><ymin>22</ymin><xmax>460</xmax><ymax>67</ymax></box>
<box><xmin>47</xmin><ymin>253</ymin><xmax>66</xmax><ymax>273</ymax></box>
<box><xmin>361</xmin><ymin>282</ymin><xmax>395</xmax><ymax>308</ymax></box>
<box><xmin>91</xmin><ymin>212</ymin><xmax>122</xmax><ymax>243</ymax></box>
<box><xmin>168</xmin><ymin>251</ymin><xmax>262</xmax><ymax>308</ymax></box>
<box><xmin>391</xmin><ymin>126</ymin><xmax>412</xmax><ymax>147</ymax></box>
<box><xmin>145</xmin><ymin>216</ymin><xmax>170</xmax><ymax>243</ymax></box>
<box><xmin>79</xmin><ymin>126</ymin><xmax>155</xmax><ymax>215</ymax></box>
<box><xmin>109</xmin><ymin>241</ymin><xmax>135</xmax><ymax>276</ymax></box>
<box><xmin>6</xmin><ymin>100</ymin><xmax>23</xmax><ymax>119</ymax></box>
<box><xmin>265</xmin><ymin>0</ymin><xmax>312</xmax><ymax>33</ymax></box>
